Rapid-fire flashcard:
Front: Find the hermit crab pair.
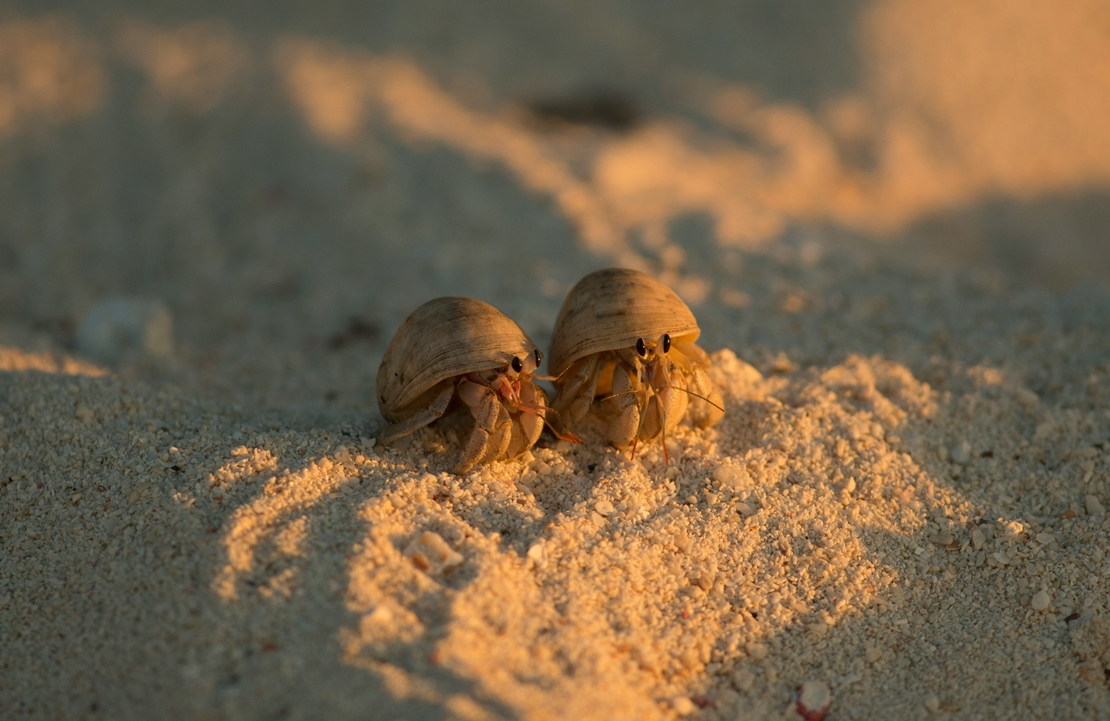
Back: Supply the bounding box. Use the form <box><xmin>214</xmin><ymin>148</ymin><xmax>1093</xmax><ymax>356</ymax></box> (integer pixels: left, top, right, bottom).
<box><xmin>376</xmin><ymin>268</ymin><xmax>725</xmax><ymax>473</ymax></box>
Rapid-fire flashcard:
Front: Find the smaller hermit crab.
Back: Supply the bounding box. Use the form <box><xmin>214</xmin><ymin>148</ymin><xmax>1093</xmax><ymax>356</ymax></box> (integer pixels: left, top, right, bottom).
<box><xmin>376</xmin><ymin>297</ymin><xmax>576</xmax><ymax>474</ymax></box>
<box><xmin>548</xmin><ymin>268</ymin><xmax>724</xmax><ymax>462</ymax></box>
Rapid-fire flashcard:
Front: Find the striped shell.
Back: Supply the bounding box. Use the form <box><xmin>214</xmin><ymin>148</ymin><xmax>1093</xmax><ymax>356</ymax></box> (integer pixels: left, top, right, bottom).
<box><xmin>377</xmin><ymin>297</ymin><xmax>538</xmax><ymax>419</ymax></box>
<box><xmin>548</xmin><ymin>268</ymin><xmax>700</xmax><ymax>377</ymax></box>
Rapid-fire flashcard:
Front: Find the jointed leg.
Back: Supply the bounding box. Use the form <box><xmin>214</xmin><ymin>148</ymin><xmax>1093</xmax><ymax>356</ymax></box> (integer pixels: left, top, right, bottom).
<box><xmin>648</xmin><ymin>368</ymin><xmax>688</xmax><ymax>465</ymax></box>
<box><xmin>507</xmin><ymin>385</ymin><xmax>547</xmax><ymax>458</ymax></box>
<box><xmin>601</xmin><ymin>363</ymin><xmax>642</xmax><ymax>449</ymax></box>
<box><xmin>379</xmin><ymin>382</ymin><xmax>455</xmax><ymax>445</ymax></box>
<box><xmin>456</xmin><ymin>389</ymin><xmax>511</xmax><ymax>474</ymax></box>
<box><xmin>552</xmin><ymin>355</ymin><xmax>601</xmax><ymax>433</ymax></box>
<box><xmin>686</xmin><ymin>366</ymin><xmax>724</xmax><ymax>428</ymax></box>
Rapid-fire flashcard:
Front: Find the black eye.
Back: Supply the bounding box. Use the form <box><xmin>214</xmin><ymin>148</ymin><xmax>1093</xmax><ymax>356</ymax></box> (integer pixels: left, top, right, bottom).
<box><xmin>662</xmin><ymin>334</ymin><xmax>671</xmax><ymax>353</ymax></box>
<box><xmin>511</xmin><ymin>357</ymin><xmax>523</xmax><ymax>373</ymax></box>
<box><xmin>636</xmin><ymin>338</ymin><xmax>647</xmax><ymax>356</ymax></box>
<box><xmin>534</xmin><ymin>349</ymin><xmax>543</xmax><ymax>365</ymax></box>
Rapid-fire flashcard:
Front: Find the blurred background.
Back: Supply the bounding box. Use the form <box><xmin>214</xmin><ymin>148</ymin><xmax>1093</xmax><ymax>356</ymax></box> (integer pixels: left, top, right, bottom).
<box><xmin>1</xmin><ymin>0</ymin><xmax>1108</xmax><ymax>413</ymax></box>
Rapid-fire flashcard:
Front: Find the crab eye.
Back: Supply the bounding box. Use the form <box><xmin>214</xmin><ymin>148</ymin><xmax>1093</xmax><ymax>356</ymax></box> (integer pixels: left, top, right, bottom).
<box><xmin>661</xmin><ymin>334</ymin><xmax>671</xmax><ymax>353</ymax></box>
<box><xmin>636</xmin><ymin>338</ymin><xmax>647</xmax><ymax>357</ymax></box>
<box><xmin>511</xmin><ymin>356</ymin><xmax>523</xmax><ymax>373</ymax></box>
<box><xmin>534</xmin><ymin>349</ymin><xmax>543</xmax><ymax>366</ymax></box>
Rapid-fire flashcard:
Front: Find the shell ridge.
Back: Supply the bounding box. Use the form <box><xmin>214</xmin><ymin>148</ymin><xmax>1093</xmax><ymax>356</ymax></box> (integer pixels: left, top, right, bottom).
<box><xmin>378</xmin><ymin>297</ymin><xmax>536</xmax><ymax>412</ymax></box>
<box><xmin>548</xmin><ymin>269</ymin><xmax>701</xmax><ymax>376</ymax></box>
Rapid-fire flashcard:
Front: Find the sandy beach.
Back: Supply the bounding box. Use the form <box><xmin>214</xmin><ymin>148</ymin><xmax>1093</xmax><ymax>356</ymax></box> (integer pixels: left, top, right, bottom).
<box><xmin>3</xmin><ymin>2</ymin><xmax>1110</xmax><ymax>719</ymax></box>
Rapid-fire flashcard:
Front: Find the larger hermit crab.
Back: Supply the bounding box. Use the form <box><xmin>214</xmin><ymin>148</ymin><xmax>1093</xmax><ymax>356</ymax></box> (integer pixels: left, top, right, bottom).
<box><xmin>377</xmin><ymin>297</ymin><xmax>569</xmax><ymax>474</ymax></box>
<box><xmin>548</xmin><ymin>268</ymin><xmax>724</xmax><ymax>461</ymax></box>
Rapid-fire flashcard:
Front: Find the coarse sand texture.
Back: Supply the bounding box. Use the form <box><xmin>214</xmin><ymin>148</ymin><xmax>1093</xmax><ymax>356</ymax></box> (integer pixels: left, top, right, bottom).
<box><xmin>4</xmin><ymin>2</ymin><xmax>1110</xmax><ymax>719</ymax></box>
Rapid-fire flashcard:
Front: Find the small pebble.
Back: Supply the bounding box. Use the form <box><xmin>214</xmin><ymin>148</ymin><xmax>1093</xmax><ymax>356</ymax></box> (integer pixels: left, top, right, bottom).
<box><xmin>796</xmin><ymin>680</ymin><xmax>831</xmax><ymax>721</ymax></box>
<box><xmin>924</xmin><ymin>693</ymin><xmax>940</xmax><ymax>712</ymax></box>
<box><xmin>732</xmin><ymin>669</ymin><xmax>754</xmax><ymax>691</ymax></box>
<box><xmin>1086</xmin><ymin>495</ymin><xmax>1104</xmax><ymax>516</ymax></box>
<box><xmin>746</xmin><ymin>641</ymin><xmax>768</xmax><ymax>660</ymax></box>
<box><xmin>404</xmin><ymin>531</ymin><xmax>463</xmax><ymax>575</ymax></box>
<box><xmin>768</xmin><ymin>353</ymin><xmax>795</xmax><ymax>374</ymax></box>
<box><xmin>1015</xmin><ymin>387</ymin><xmax>1040</xmax><ymax>408</ymax></box>
<box><xmin>693</xmin><ymin>572</ymin><xmax>715</xmax><ymax>591</ymax></box>
<box><xmin>1031</xmin><ymin>590</ymin><xmax>1051</xmax><ymax>611</ymax></box>
<box><xmin>594</xmin><ymin>500</ymin><xmax>615</xmax><ymax>516</ymax></box>
<box><xmin>671</xmin><ymin>696</ymin><xmax>697</xmax><ymax>715</ymax></box>
<box><xmin>715</xmin><ymin>464</ymin><xmax>749</xmax><ymax>490</ymax></box>
<box><xmin>526</xmin><ymin>542</ymin><xmax>547</xmax><ymax>568</ymax></box>
<box><xmin>949</xmin><ymin>440</ymin><xmax>971</xmax><ymax>465</ymax></box>
<box><xmin>365</xmin><ymin>604</ymin><xmax>394</xmax><ymax>626</ymax></box>
<box><xmin>77</xmin><ymin>297</ymin><xmax>173</xmax><ymax>364</ymax></box>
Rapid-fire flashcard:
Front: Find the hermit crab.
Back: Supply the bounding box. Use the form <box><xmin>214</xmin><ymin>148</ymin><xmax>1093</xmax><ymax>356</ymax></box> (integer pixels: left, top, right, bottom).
<box><xmin>377</xmin><ymin>297</ymin><xmax>574</xmax><ymax>474</ymax></box>
<box><xmin>548</xmin><ymin>268</ymin><xmax>724</xmax><ymax>461</ymax></box>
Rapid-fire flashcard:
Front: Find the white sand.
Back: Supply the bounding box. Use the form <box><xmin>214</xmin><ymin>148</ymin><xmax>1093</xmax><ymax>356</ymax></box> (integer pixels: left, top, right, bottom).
<box><xmin>3</xmin><ymin>3</ymin><xmax>1110</xmax><ymax>720</ymax></box>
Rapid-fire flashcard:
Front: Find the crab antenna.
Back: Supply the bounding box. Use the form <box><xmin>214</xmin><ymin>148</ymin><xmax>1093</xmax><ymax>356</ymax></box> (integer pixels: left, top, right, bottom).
<box><xmin>596</xmin><ymin>388</ymin><xmax>637</xmax><ymax>403</ymax></box>
<box><xmin>527</xmin><ymin>404</ymin><xmax>582</xmax><ymax>444</ymax></box>
<box><xmin>535</xmin><ymin>361</ymin><xmax>579</xmax><ymax>384</ymax></box>
<box><xmin>675</xmin><ymin>387</ymin><xmax>725</xmax><ymax>413</ymax></box>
